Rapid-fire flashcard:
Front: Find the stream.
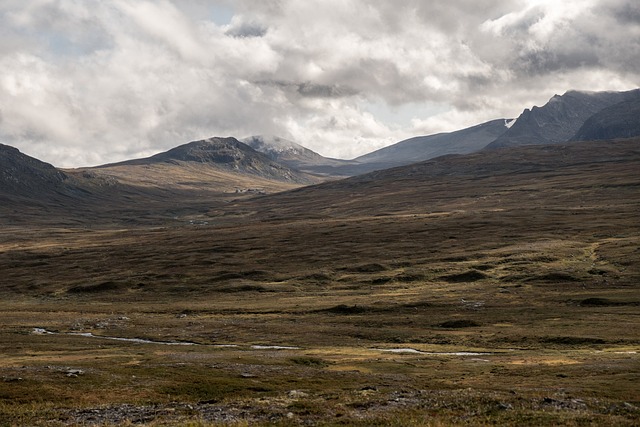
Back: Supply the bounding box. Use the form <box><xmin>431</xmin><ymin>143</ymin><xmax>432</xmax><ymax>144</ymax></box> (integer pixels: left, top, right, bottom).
<box><xmin>33</xmin><ymin>328</ymin><xmax>500</xmax><ymax>356</ymax></box>
<box><xmin>32</xmin><ymin>328</ymin><xmax>300</xmax><ymax>350</ymax></box>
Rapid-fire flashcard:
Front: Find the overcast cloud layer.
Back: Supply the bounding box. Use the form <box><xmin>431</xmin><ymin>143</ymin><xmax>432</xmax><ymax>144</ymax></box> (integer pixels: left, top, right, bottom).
<box><xmin>1</xmin><ymin>0</ymin><xmax>639</xmax><ymax>167</ymax></box>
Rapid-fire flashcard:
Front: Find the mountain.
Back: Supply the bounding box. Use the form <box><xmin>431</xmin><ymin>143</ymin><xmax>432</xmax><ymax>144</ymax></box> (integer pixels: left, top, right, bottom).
<box><xmin>0</xmin><ymin>143</ymin><xmax>69</xmax><ymax>195</ymax></box>
<box><xmin>105</xmin><ymin>136</ymin><xmax>313</xmax><ymax>185</ymax></box>
<box><xmin>242</xmin><ymin>135</ymin><xmax>325</xmax><ymax>165</ymax></box>
<box><xmin>485</xmin><ymin>89</ymin><xmax>640</xmax><ymax>149</ymax></box>
<box><xmin>1</xmin><ymin>138</ymin><xmax>317</xmax><ymax>225</ymax></box>
<box><xmin>571</xmin><ymin>97</ymin><xmax>640</xmax><ymax>141</ymax></box>
<box><xmin>243</xmin><ymin>135</ymin><xmax>360</xmax><ymax>177</ymax></box>
<box><xmin>354</xmin><ymin>119</ymin><xmax>510</xmax><ymax>168</ymax></box>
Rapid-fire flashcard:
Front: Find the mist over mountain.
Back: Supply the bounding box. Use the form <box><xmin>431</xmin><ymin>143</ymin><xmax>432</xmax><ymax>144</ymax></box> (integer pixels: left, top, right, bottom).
<box><xmin>243</xmin><ymin>135</ymin><xmax>324</xmax><ymax>164</ymax></box>
<box><xmin>243</xmin><ymin>135</ymin><xmax>359</xmax><ymax>177</ymax></box>
<box><xmin>486</xmin><ymin>89</ymin><xmax>640</xmax><ymax>149</ymax></box>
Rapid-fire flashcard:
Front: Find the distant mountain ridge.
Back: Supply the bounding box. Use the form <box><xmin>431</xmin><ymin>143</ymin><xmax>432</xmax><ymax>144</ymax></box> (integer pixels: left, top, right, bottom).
<box><xmin>486</xmin><ymin>89</ymin><xmax>640</xmax><ymax>149</ymax></box>
<box><xmin>355</xmin><ymin>119</ymin><xmax>510</xmax><ymax>167</ymax></box>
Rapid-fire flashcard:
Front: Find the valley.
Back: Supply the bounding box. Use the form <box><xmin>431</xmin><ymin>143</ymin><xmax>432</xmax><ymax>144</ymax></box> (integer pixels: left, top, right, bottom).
<box><xmin>1</xmin><ymin>137</ymin><xmax>639</xmax><ymax>425</ymax></box>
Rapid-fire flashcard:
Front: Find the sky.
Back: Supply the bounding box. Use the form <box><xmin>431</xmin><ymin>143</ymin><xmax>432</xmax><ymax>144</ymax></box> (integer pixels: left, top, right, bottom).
<box><xmin>1</xmin><ymin>0</ymin><xmax>639</xmax><ymax>167</ymax></box>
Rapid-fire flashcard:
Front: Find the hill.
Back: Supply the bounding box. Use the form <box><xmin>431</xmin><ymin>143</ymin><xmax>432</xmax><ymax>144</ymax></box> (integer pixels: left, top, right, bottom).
<box><xmin>1</xmin><ymin>143</ymin><xmax>71</xmax><ymax>198</ymax></box>
<box><xmin>215</xmin><ymin>138</ymin><xmax>640</xmax><ymax>222</ymax></box>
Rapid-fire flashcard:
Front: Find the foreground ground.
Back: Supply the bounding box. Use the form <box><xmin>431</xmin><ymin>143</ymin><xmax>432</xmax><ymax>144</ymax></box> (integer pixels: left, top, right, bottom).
<box><xmin>0</xmin><ymin>140</ymin><xmax>639</xmax><ymax>425</ymax></box>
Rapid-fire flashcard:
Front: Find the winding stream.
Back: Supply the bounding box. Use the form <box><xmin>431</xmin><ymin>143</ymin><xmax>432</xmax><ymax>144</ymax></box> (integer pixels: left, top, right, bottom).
<box><xmin>32</xmin><ymin>328</ymin><xmax>300</xmax><ymax>350</ymax></box>
<box><xmin>33</xmin><ymin>328</ymin><xmax>501</xmax><ymax>356</ymax></box>
<box><xmin>375</xmin><ymin>348</ymin><xmax>491</xmax><ymax>356</ymax></box>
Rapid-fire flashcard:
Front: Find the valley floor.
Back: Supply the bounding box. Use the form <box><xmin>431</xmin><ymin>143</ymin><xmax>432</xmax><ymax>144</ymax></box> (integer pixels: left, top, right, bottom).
<box><xmin>1</xmin><ymin>216</ymin><xmax>638</xmax><ymax>426</ymax></box>
<box><xmin>1</xmin><ymin>140</ymin><xmax>639</xmax><ymax>425</ymax></box>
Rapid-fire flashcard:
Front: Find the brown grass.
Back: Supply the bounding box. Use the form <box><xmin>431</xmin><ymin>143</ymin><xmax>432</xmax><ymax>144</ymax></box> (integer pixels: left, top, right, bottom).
<box><xmin>0</xmin><ymin>139</ymin><xmax>639</xmax><ymax>425</ymax></box>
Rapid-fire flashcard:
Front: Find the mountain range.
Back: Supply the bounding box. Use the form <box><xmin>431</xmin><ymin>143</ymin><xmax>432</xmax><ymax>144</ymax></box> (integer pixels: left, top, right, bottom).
<box><xmin>1</xmin><ymin>88</ymin><xmax>639</xmax><ymax>224</ymax></box>
<box><xmin>246</xmin><ymin>88</ymin><xmax>640</xmax><ymax>175</ymax></box>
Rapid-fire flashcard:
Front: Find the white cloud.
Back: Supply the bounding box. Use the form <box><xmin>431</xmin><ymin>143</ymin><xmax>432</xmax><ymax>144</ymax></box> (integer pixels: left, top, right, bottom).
<box><xmin>0</xmin><ymin>0</ymin><xmax>638</xmax><ymax>167</ymax></box>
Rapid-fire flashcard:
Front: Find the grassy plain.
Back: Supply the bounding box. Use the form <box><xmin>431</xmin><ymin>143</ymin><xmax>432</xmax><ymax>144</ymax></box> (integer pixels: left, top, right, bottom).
<box><xmin>0</xmin><ymin>140</ymin><xmax>639</xmax><ymax>425</ymax></box>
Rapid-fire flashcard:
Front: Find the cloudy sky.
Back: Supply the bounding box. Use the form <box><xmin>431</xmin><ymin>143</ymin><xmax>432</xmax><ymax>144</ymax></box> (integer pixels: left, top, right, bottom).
<box><xmin>1</xmin><ymin>0</ymin><xmax>639</xmax><ymax>167</ymax></box>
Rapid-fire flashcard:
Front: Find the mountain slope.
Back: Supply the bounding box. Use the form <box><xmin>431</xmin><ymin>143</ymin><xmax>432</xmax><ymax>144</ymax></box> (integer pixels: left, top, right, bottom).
<box><xmin>486</xmin><ymin>89</ymin><xmax>640</xmax><ymax>149</ymax></box>
<box><xmin>105</xmin><ymin>136</ymin><xmax>313</xmax><ymax>185</ymax></box>
<box><xmin>0</xmin><ymin>143</ymin><xmax>69</xmax><ymax>196</ymax></box>
<box><xmin>355</xmin><ymin>119</ymin><xmax>510</xmax><ymax>167</ymax></box>
<box><xmin>214</xmin><ymin>138</ymin><xmax>640</xmax><ymax>222</ymax></box>
<box><xmin>0</xmin><ymin>143</ymin><xmax>103</xmax><ymax>225</ymax></box>
<box><xmin>243</xmin><ymin>135</ymin><xmax>361</xmax><ymax>177</ymax></box>
<box><xmin>571</xmin><ymin>97</ymin><xmax>640</xmax><ymax>141</ymax></box>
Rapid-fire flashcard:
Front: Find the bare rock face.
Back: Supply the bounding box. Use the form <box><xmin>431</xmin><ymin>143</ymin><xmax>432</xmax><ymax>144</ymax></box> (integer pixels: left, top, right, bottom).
<box><xmin>571</xmin><ymin>97</ymin><xmax>640</xmax><ymax>142</ymax></box>
<box><xmin>486</xmin><ymin>89</ymin><xmax>640</xmax><ymax>149</ymax></box>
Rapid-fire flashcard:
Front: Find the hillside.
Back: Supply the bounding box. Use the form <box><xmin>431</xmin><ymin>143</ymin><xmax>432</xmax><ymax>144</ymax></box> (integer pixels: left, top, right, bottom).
<box><xmin>0</xmin><ymin>143</ymin><xmax>94</xmax><ymax>224</ymax></box>
<box><xmin>100</xmin><ymin>136</ymin><xmax>314</xmax><ymax>185</ymax></box>
<box><xmin>354</xmin><ymin>119</ymin><xmax>510</xmax><ymax>168</ymax></box>
<box><xmin>1</xmin><ymin>143</ymin><xmax>71</xmax><ymax>197</ymax></box>
<box><xmin>215</xmin><ymin>138</ymin><xmax>640</xmax><ymax>222</ymax></box>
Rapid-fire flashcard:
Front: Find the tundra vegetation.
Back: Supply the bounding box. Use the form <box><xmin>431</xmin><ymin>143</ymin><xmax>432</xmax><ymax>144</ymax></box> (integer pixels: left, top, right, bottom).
<box><xmin>0</xmin><ymin>139</ymin><xmax>639</xmax><ymax>425</ymax></box>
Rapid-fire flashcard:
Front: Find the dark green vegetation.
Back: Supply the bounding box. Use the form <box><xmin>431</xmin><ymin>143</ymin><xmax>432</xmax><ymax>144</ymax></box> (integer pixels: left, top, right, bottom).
<box><xmin>1</xmin><ymin>139</ymin><xmax>639</xmax><ymax>425</ymax></box>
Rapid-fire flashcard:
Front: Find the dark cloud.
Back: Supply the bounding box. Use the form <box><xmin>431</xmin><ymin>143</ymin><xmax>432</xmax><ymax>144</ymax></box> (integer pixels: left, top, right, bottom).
<box><xmin>602</xmin><ymin>1</ymin><xmax>640</xmax><ymax>24</ymax></box>
<box><xmin>226</xmin><ymin>21</ymin><xmax>268</xmax><ymax>38</ymax></box>
<box><xmin>256</xmin><ymin>80</ymin><xmax>358</xmax><ymax>99</ymax></box>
